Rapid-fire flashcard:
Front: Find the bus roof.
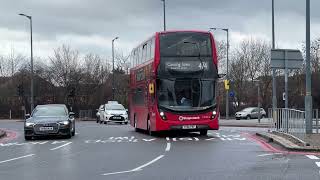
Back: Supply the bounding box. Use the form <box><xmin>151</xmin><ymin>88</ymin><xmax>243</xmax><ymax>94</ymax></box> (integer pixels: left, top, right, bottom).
<box><xmin>158</xmin><ymin>30</ymin><xmax>211</xmax><ymax>35</ymax></box>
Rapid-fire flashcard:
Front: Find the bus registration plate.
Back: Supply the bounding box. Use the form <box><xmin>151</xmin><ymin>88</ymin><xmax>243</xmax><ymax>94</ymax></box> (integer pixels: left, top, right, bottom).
<box><xmin>182</xmin><ymin>125</ymin><xmax>197</xmax><ymax>129</ymax></box>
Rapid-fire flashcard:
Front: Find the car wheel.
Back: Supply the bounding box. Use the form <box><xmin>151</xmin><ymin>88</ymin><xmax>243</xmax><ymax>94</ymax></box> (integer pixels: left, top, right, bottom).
<box><xmin>246</xmin><ymin>115</ymin><xmax>251</xmax><ymax>120</ymax></box>
<box><xmin>236</xmin><ymin>118</ymin><xmax>240</xmax><ymax>120</ymax></box>
<box><xmin>104</xmin><ymin>121</ymin><xmax>107</xmax><ymax>124</ymax></box>
<box><xmin>125</xmin><ymin>122</ymin><xmax>128</xmax><ymax>125</ymax></box>
<box><xmin>100</xmin><ymin>120</ymin><xmax>103</xmax><ymax>124</ymax></box>
<box><xmin>25</xmin><ymin>136</ymin><xmax>32</xmax><ymax>140</ymax></box>
<box><xmin>96</xmin><ymin>118</ymin><xmax>99</xmax><ymax>123</ymax></box>
<box><xmin>200</xmin><ymin>130</ymin><xmax>208</xmax><ymax>136</ymax></box>
<box><xmin>71</xmin><ymin>122</ymin><xmax>76</xmax><ymax>136</ymax></box>
<box><xmin>65</xmin><ymin>128</ymin><xmax>72</xmax><ymax>139</ymax></box>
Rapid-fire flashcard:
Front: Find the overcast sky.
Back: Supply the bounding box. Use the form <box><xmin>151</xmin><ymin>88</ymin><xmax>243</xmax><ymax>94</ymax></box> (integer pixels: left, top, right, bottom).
<box><xmin>1</xmin><ymin>0</ymin><xmax>320</xmax><ymax>61</ymax></box>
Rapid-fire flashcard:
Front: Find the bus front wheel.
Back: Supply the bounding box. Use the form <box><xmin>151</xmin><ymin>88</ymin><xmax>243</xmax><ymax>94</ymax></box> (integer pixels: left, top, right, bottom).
<box><xmin>147</xmin><ymin>120</ymin><xmax>155</xmax><ymax>136</ymax></box>
<box><xmin>200</xmin><ymin>130</ymin><xmax>208</xmax><ymax>136</ymax></box>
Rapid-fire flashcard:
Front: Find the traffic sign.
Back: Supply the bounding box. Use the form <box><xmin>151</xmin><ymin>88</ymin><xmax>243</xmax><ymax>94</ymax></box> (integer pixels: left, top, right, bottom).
<box><xmin>229</xmin><ymin>91</ymin><xmax>235</xmax><ymax>97</ymax></box>
<box><xmin>271</xmin><ymin>49</ymin><xmax>303</xmax><ymax>69</ymax></box>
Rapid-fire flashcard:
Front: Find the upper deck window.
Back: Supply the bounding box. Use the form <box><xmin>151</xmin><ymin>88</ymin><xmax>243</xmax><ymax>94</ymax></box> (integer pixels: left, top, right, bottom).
<box><xmin>160</xmin><ymin>32</ymin><xmax>212</xmax><ymax>57</ymax></box>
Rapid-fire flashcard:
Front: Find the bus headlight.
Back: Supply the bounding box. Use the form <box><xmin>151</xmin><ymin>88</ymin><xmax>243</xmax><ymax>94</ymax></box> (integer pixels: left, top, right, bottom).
<box><xmin>211</xmin><ymin>110</ymin><xmax>217</xmax><ymax>119</ymax></box>
<box><xmin>159</xmin><ymin>111</ymin><xmax>167</xmax><ymax>120</ymax></box>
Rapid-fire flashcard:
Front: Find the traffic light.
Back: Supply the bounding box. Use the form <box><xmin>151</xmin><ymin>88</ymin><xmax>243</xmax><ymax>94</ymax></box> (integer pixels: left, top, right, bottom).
<box><xmin>224</xmin><ymin>80</ymin><xmax>230</xmax><ymax>90</ymax></box>
<box><xmin>17</xmin><ymin>84</ymin><xmax>24</xmax><ymax>96</ymax></box>
<box><xmin>69</xmin><ymin>87</ymin><xmax>76</xmax><ymax>97</ymax></box>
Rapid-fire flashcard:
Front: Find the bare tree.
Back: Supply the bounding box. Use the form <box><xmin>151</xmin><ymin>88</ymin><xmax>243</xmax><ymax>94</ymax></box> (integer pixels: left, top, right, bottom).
<box><xmin>0</xmin><ymin>48</ymin><xmax>25</xmax><ymax>77</ymax></box>
<box><xmin>115</xmin><ymin>51</ymin><xmax>130</xmax><ymax>74</ymax></box>
<box><xmin>215</xmin><ymin>40</ymin><xmax>227</xmax><ymax>74</ymax></box>
<box><xmin>48</xmin><ymin>45</ymin><xmax>81</xmax><ymax>88</ymax></box>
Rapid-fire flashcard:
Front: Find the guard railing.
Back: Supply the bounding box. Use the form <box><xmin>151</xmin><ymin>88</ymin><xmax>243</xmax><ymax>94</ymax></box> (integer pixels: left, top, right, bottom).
<box><xmin>268</xmin><ymin>108</ymin><xmax>306</xmax><ymax>141</ymax></box>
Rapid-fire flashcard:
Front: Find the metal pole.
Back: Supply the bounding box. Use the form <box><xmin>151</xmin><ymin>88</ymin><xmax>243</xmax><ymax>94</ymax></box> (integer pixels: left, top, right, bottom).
<box><xmin>272</xmin><ymin>0</ymin><xmax>277</xmax><ymax>115</ymax></box>
<box><xmin>163</xmin><ymin>0</ymin><xmax>166</xmax><ymax>31</ymax></box>
<box><xmin>112</xmin><ymin>39</ymin><xmax>115</xmax><ymax>100</ymax></box>
<box><xmin>30</xmin><ymin>17</ymin><xmax>34</xmax><ymax>113</ymax></box>
<box><xmin>305</xmin><ymin>0</ymin><xmax>312</xmax><ymax>134</ymax></box>
<box><xmin>285</xmin><ymin>51</ymin><xmax>288</xmax><ymax>108</ymax></box>
<box><xmin>258</xmin><ymin>81</ymin><xmax>261</xmax><ymax>123</ymax></box>
<box><xmin>226</xmin><ymin>29</ymin><xmax>229</xmax><ymax>120</ymax></box>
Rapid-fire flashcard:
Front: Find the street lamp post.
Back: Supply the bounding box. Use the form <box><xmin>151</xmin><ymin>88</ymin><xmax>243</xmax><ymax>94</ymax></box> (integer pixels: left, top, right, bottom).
<box><xmin>112</xmin><ymin>37</ymin><xmax>119</xmax><ymax>100</ymax></box>
<box><xmin>19</xmin><ymin>13</ymin><xmax>34</xmax><ymax>113</ymax></box>
<box><xmin>161</xmin><ymin>0</ymin><xmax>166</xmax><ymax>31</ymax></box>
<box><xmin>305</xmin><ymin>0</ymin><xmax>312</xmax><ymax>134</ymax></box>
<box><xmin>210</xmin><ymin>28</ymin><xmax>229</xmax><ymax>120</ymax></box>
<box><xmin>271</xmin><ymin>0</ymin><xmax>277</xmax><ymax>115</ymax></box>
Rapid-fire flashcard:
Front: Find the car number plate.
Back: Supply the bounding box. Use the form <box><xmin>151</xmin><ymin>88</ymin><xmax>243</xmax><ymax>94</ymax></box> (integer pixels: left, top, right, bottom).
<box><xmin>39</xmin><ymin>127</ymin><xmax>53</xmax><ymax>131</ymax></box>
<box><xmin>113</xmin><ymin>116</ymin><xmax>121</xmax><ymax>119</ymax></box>
<box><xmin>182</xmin><ymin>125</ymin><xmax>197</xmax><ymax>129</ymax></box>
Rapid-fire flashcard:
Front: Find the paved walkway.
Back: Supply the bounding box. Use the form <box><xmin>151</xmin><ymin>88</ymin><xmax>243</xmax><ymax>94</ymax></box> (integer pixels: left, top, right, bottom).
<box><xmin>220</xmin><ymin>118</ymin><xmax>271</xmax><ymax>127</ymax></box>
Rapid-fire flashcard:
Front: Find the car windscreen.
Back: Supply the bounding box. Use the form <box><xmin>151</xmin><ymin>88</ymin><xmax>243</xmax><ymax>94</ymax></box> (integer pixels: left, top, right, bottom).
<box><xmin>32</xmin><ymin>106</ymin><xmax>67</xmax><ymax>117</ymax></box>
<box><xmin>105</xmin><ymin>104</ymin><xmax>125</xmax><ymax>110</ymax></box>
<box><xmin>241</xmin><ymin>108</ymin><xmax>254</xmax><ymax>112</ymax></box>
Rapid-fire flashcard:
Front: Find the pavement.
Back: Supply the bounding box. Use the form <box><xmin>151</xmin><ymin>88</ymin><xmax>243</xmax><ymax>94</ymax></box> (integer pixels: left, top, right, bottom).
<box><xmin>0</xmin><ymin>121</ymin><xmax>320</xmax><ymax>179</ymax></box>
<box><xmin>257</xmin><ymin>131</ymin><xmax>320</xmax><ymax>152</ymax></box>
<box><xmin>219</xmin><ymin>118</ymin><xmax>271</xmax><ymax>128</ymax></box>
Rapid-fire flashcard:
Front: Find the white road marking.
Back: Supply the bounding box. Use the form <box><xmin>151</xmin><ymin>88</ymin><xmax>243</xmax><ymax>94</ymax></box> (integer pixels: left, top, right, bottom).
<box><xmin>0</xmin><ymin>154</ymin><xmax>35</xmax><ymax>164</ymax></box>
<box><xmin>102</xmin><ymin>155</ymin><xmax>164</xmax><ymax>176</ymax></box>
<box><xmin>50</xmin><ymin>142</ymin><xmax>72</xmax><ymax>151</ymax></box>
<box><xmin>131</xmin><ymin>155</ymin><xmax>165</xmax><ymax>171</ymax></box>
<box><xmin>306</xmin><ymin>155</ymin><xmax>320</xmax><ymax>160</ymax></box>
<box><xmin>102</xmin><ymin>169</ymin><xmax>141</xmax><ymax>176</ymax></box>
<box><xmin>258</xmin><ymin>153</ymin><xmax>283</xmax><ymax>157</ymax></box>
<box><xmin>165</xmin><ymin>143</ymin><xmax>171</xmax><ymax>152</ymax></box>
<box><xmin>316</xmin><ymin>162</ymin><xmax>320</xmax><ymax>167</ymax></box>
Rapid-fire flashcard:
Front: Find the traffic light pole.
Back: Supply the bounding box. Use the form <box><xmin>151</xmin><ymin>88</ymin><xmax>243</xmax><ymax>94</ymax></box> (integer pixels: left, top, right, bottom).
<box><xmin>226</xmin><ymin>29</ymin><xmax>229</xmax><ymax>120</ymax></box>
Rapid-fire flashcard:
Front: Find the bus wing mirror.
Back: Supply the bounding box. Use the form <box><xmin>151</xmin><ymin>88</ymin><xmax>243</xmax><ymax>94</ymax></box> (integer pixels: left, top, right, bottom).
<box><xmin>218</xmin><ymin>73</ymin><xmax>226</xmax><ymax>79</ymax></box>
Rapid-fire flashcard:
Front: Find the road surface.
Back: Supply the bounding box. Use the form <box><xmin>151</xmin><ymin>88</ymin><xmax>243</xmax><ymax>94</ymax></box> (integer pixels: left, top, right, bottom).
<box><xmin>0</xmin><ymin>121</ymin><xmax>319</xmax><ymax>180</ymax></box>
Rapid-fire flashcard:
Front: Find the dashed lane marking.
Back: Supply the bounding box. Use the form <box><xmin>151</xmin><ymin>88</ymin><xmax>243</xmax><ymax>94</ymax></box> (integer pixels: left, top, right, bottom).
<box><xmin>306</xmin><ymin>155</ymin><xmax>320</xmax><ymax>160</ymax></box>
<box><xmin>165</xmin><ymin>142</ymin><xmax>171</xmax><ymax>152</ymax></box>
<box><xmin>0</xmin><ymin>154</ymin><xmax>35</xmax><ymax>164</ymax></box>
<box><xmin>50</xmin><ymin>142</ymin><xmax>72</xmax><ymax>151</ymax></box>
<box><xmin>258</xmin><ymin>153</ymin><xmax>283</xmax><ymax>157</ymax></box>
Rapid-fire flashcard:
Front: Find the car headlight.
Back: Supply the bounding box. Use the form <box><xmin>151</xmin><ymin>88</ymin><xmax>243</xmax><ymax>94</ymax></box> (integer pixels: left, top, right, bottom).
<box><xmin>59</xmin><ymin>121</ymin><xmax>70</xmax><ymax>125</ymax></box>
<box><xmin>25</xmin><ymin>122</ymin><xmax>35</xmax><ymax>127</ymax></box>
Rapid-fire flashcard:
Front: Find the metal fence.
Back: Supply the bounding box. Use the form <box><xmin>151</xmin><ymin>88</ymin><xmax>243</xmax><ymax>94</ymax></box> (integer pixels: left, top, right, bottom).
<box><xmin>79</xmin><ymin>110</ymin><xmax>94</xmax><ymax>121</ymax></box>
<box><xmin>312</xmin><ymin>109</ymin><xmax>319</xmax><ymax>133</ymax></box>
<box><xmin>268</xmin><ymin>108</ymin><xmax>306</xmax><ymax>141</ymax></box>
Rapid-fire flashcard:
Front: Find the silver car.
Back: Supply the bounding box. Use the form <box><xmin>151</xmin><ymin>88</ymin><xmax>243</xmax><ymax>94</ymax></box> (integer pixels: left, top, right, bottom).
<box><xmin>99</xmin><ymin>104</ymin><xmax>128</xmax><ymax>124</ymax></box>
<box><xmin>235</xmin><ymin>107</ymin><xmax>266</xmax><ymax>120</ymax></box>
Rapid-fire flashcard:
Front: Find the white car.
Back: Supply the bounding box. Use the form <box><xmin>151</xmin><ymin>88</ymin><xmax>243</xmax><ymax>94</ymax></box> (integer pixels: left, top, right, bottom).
<box><xmin>100</xmin><ymin>104</ymin><xmax>128</xmax><ymax>124</ymax></box>
<box><xmin>235</xmin><ymin>107</ymin><xmax>266</xmax><ymax>120</ymax></box>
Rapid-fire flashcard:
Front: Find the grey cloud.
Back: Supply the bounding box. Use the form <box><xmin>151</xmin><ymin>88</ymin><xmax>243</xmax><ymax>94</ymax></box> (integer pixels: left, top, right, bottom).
<box><xmin>0</xmin><ymin>0</ymin><xmax>320</xmax><ymax>57</ymax></box>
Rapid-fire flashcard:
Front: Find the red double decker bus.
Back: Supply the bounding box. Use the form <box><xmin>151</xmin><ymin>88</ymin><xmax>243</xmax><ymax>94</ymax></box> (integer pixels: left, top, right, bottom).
<box><xmin>129</xmin><ymin>30</ymin><xmax>219</xmax><ymax>135</ymax></box>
